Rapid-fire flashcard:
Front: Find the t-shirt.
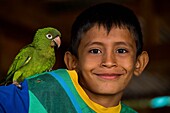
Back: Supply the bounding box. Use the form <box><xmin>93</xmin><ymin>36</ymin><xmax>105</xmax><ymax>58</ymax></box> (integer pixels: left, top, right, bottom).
<box><xmin>0</xmin><ymin>69</ymin><xmax>137</xmax><ymax>113</ymax></box>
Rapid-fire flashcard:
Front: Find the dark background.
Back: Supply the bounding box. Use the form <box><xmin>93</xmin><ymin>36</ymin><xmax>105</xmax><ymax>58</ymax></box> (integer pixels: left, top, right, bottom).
<box><xmin>0</xmin><ymin>0</ymin><xmax>170</xmax><ymax>112</ymax></box>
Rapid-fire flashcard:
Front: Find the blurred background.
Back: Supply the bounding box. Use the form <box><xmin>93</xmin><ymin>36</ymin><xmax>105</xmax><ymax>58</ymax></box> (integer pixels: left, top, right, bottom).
<box><xmin>0</xmin><ymin>0</ymin><xmax>170</xmax><ymax>112</ymax></box>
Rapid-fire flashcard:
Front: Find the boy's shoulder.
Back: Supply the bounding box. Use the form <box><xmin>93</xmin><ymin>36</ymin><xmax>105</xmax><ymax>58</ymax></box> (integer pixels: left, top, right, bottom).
<box><xmin>26</xmin><ymin>69</ymin><xmax>69</xmax><ymax>90</ymax></box>
<box><xmin>27</xmin><ymin>68</ymin><xmax>68</xmax><ymax>79</ymax></box>
<box><xmin>26</xmin><ymin>69</ymin><xmax>79</xmax><ymax>113</ymax></box>
<box><xmin>26</xmin><ymin>69</ymin><xmax>68</xmax><ymax>82</ymax></box>
<box><xmin>121</xmin><ymin>102</ymin><xmax>137</xmax><ymax>113</ymax></box>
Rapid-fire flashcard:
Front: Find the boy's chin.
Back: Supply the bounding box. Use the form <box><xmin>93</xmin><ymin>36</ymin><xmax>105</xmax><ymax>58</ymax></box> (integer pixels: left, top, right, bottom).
<box><xmin>91</xmin><ymin>87</ymin><xmax>124</xmax><ymax>96</ymax></box>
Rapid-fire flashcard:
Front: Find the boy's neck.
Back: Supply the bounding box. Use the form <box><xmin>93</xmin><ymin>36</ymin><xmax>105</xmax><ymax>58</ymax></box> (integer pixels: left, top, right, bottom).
<box><xmin>84</xmin><ymin>89</ymin><xmax>123</xmax><ymax>107</ymax></box>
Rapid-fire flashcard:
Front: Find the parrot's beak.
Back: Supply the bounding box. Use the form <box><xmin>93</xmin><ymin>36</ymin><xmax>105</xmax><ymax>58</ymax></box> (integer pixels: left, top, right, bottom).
<box><xmin>51</xmin><ymin>36</ymin><xmax>61</xmax><ymax>48</ymax></box>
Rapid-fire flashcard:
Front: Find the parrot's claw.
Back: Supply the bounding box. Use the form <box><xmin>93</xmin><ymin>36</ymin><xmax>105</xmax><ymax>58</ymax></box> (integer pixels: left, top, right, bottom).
<box><xmin>13</xmin><ymin>81</ymin><xmax>22</xmax><ymax>88</ymax></box>
<box><xmin>46</xmin><ymin>68</ymin><xmax>52</xmax><ymax>72</ymax></box>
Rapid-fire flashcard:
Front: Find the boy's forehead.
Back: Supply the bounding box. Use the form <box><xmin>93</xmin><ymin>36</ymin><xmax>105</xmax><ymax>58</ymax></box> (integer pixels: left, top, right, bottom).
<box><xmin>87</xmin><ymin>24</ymin><xmax>132</xmax><ymax>35</ymax></box>
<box><xmin>80</xmin><ymin>25</ymin><xmax>136</xmax><ymax>47</ymax></box>
<box><xmin>85</xmin><ymin>24</ymin><xmax>132</xmax><ymax>38</ymax></box>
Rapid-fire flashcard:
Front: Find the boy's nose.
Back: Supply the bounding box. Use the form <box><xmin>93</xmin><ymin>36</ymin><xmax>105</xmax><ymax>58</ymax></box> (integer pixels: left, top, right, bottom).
<box><xmin>101</xmin><ymin>54</ymin><xmax>117</xmax><ymax>68</ymax></box>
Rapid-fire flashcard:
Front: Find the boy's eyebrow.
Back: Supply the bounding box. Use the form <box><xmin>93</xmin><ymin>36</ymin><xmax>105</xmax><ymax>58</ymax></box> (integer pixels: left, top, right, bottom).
<box><xmin>114</xmin><ymin>42</ymin><xmax>135</xmax><ymax>49</ymax></box>
<box><xmin>84</xmin><ymin>41</ymin><xmax>135</xmax><ymax>49</ymax></box>
<box><xmin>83</xmin><ymin>41</ymin><xmax>104</xmax><ymax>48</ymax></box>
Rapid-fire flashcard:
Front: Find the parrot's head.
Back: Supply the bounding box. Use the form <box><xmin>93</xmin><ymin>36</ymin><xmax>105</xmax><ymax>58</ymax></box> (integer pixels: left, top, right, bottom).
<box><xmin>33</xmin><ymin>27</ymin><xmax>61</xmax><ymax>49</ymax></box>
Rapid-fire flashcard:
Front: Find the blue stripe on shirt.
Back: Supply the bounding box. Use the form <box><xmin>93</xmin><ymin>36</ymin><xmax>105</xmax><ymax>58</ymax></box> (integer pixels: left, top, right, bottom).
<box><xmin>49</xmin><ymin>71</ymin><xmax>82</xmax><ymax>113</ymax></box>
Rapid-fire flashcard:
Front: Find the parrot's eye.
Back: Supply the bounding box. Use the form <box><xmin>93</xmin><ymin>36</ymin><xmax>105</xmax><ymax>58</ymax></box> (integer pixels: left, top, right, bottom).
<box><xmin>46</xmin><ymin>34</ymin><xmax>53</xmax><ymax>39</ymax></box>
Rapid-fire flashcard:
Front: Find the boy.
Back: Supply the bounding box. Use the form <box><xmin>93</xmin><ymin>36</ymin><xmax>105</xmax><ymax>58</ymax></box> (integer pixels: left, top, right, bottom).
<box><xmin>0</xmin><ymin>2</ymin><xmax>149</xmax><ymax>113</ymax></box>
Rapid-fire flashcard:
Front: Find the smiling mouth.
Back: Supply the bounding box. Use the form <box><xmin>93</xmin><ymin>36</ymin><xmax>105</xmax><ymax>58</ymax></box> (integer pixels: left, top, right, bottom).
<box><xmin>95</xmin><ymin>73</ymin><xmax>122</xmax><ymax>80</ymax></box>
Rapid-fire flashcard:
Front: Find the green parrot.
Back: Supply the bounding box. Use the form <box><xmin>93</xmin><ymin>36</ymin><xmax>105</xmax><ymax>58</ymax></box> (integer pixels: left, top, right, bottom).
<box><xmin>1</xmin><ymin>27</ymin><xmax>61</xmax><ymax>87</ymax></box>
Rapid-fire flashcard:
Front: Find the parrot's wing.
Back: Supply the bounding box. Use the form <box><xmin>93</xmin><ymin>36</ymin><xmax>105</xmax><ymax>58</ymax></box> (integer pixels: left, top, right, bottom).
<box><xmin>5</xmin><ymin>45</ymin><xmax>34</xmax><ymax>82</ymax></box>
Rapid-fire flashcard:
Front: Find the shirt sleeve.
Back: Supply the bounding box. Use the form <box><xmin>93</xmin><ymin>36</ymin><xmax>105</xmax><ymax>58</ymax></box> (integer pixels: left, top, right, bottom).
<box><xmin>0</xmin><ymin>80</ymin><xmax>29</xmax><ymax>113</ymax></box>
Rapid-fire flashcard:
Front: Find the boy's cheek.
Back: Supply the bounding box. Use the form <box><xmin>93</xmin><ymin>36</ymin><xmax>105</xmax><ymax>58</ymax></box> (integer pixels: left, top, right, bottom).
<box><xmin>117</xmin><ymin>57</ymin><xmax>135</xmax><ymax>68</ymax></box>
<box><xmin>80</xmin><ymin>54</ymin><xmax>102</xmax><ymax>63</ymax></box>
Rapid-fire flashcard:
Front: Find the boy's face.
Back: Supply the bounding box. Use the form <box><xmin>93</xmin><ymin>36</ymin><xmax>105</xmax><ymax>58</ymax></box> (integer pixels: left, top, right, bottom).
<box><xmin>65</xmin><ymin>24</ymin><xmax>148</xmax><ymax>100</ymax></box>
<box><xmin>76</xmin><ymin>25</ymin><xmax>138</xmax><ymax>96</ymax></box>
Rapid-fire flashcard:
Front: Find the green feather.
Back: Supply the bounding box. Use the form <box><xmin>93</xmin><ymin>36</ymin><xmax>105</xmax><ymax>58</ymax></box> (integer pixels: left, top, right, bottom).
<box><xmin>1</xmin><ymin>27</ymin><xmax>61</xmax><ymax>85</ymax></box>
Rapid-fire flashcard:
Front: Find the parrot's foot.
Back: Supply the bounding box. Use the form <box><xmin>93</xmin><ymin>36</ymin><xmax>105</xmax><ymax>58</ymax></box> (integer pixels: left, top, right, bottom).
<box><xmin>13</xmin><ymin>81</ymin><xmax>22</xmax><ymax>88</ymax></box>
<box><xmin>46</xmin><ymin>68</ymin><xmax>53</xmax><ymax>72</ymax></box>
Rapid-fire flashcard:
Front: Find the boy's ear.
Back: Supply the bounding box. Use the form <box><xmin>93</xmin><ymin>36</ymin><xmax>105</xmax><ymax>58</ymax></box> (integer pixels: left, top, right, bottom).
<box><xmin>64</xmin><ymin>51</ymin><xmax>78</xmax><ymax>70</ymax></box>
<box><xmin>134</xmin><ymin>51</ymin><xmax>149</xmax><ymax>76</ymax></box>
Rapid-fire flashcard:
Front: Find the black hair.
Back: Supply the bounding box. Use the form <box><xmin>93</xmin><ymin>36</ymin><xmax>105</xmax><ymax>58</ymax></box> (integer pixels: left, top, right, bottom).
<box><xmin>69</xmin><ymin>2</ymin><xmax>143</xmax><ymax>57</ymax></box>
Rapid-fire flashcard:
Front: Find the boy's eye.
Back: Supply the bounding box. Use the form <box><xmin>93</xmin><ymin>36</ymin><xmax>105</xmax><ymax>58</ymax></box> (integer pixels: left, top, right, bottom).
<box><xmin>116</xmin><ymin>49</ymin><xmax>128</xmax><ymax>53</ymax></box>
<box><xmin>89</xmin><ymin>49</ymin><xmax>102</xmax><ymax>54</ymax></box>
